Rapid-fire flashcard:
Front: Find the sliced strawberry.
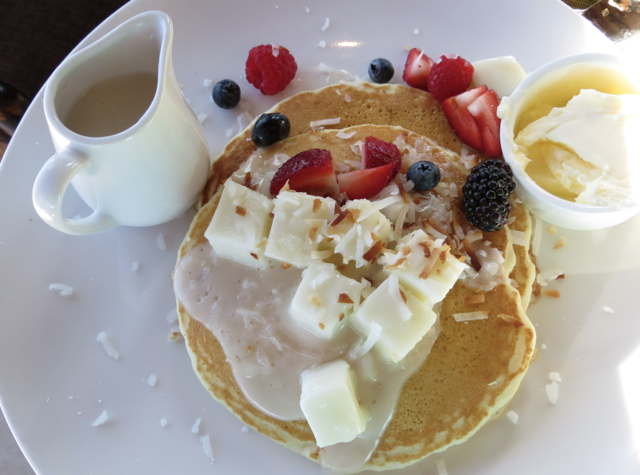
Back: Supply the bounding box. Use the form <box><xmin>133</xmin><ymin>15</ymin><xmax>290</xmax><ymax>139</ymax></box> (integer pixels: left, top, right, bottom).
<box><xmin>467</xmin><ymin>89</ymin><xmax>502</xmax><ymax>157</ymax></box>
<box><xmin>362</xmin><ymin>136</ymin><xmax>402</xmax><ymax>179</ymax></box>
<box><xmin>270</xmin><ymin>149</ymin><xmax>339</xmax><ymax>197</ymax></box>
<box><xmin>441</xmin><ymin>86</ymin><xmax>487</xmax><ymax>152</ymax></box>
<box><xmin>337</xmin><ymin>163</ymin><xmax>395</xmax><ymax>200</ymax></box>
<box><xmin>402</xmin><ymin>48</ymin><xmax>434</xmax><ymax>91</ymax></box>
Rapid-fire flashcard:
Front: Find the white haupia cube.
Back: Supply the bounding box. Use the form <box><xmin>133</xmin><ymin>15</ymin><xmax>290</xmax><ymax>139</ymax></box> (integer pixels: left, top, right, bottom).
<box><xmin>351</xmin><ymin>274</ymin><xmax>436</xmax><ymax>363</ymax></box>
<box><xmin>205</xmin><ymin>180</ymin><xmax>274</xmax><ymax>268</ymax></box>
<box><xmin>300</xmin><ymin>360</ymin><xmax>368</xmax><ymax>447</ymax></box>
<box><xmin>290</xmin><ymin>262</ymin><xmax>364</xmax><ymax>339</ymax></box>
<box><xmin>264</xmin><ymin>191</ymin><xmax>336</xmax><ymax>268</ymax></box>
<box><xmin>381</xmin><ymin>229</ymin><xmax>467</xmax><ymax>306</ymax></box>
<box><xmin>327</xmin><ymin>200</ymin><xmax>392</xmax><ymax>268</ymax></box>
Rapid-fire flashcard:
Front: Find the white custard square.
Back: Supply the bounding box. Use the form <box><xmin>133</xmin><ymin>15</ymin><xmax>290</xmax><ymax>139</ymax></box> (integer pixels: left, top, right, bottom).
<box><xmin>290</xmin><ymin>262</ymin><xmax>364</xmax><ymax>340</ymax></box>
<box><xmin>327</xmin><ymin>200</ymin><xmax>392</xmax><ymax>268</ymax></box>
<box><xmin>264</xmin><ymin>191</ymin><xmax>336</xmax><ymax>268</ymax></box>
<box><xmin>382</xmin><ymin>229</ymin><xmax>467</xmax><ymax>305</ymax></box>
<box><xmin>204</xmin><ymin>180</ymin><xmax>274</xmax><ymax>268</ymax></box>
<box><xmin>351</xmin><ymin>274</ymin><xmax>436</xmax><ymax>363</ymax></box>
<box><xmin>300</xmin><ymin>360</ymin><xmax>367</xmax><ymax>447</ymax></box>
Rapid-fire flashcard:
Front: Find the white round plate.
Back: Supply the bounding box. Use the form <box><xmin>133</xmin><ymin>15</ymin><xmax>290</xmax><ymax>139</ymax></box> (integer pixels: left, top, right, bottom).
<box><xmin>1</xmin><ymin>1</ymin><xmax>639</xmax><ymax>474</ymax></box>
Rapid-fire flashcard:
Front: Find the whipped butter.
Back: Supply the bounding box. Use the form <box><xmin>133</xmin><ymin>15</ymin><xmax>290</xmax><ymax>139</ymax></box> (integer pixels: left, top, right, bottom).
<box><xmin>514</xmin><ymin>89</ymin><xmax>640</xmax><ymax>207</ymax></box>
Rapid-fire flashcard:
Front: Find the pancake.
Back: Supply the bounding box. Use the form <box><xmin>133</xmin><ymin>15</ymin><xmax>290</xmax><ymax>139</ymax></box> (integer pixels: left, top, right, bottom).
<box><xmin>174</xmin><ymin>122</ymin><xmax>536</xmax><ymax>472</ymax></box>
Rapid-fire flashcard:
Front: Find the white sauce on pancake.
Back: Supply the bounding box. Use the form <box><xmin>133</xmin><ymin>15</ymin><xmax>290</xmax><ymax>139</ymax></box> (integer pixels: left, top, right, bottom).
<box><xmin>174</xmin><ymin>243</ymin><xmax>439</xmax><ymax>472</ymax></box>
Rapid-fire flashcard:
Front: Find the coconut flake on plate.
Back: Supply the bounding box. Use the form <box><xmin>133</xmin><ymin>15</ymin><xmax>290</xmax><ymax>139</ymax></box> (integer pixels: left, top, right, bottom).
<box><xmin>349</xmin><ymin>322</ymin><xmax>382</xmax><ymax>359</ymax></box>
<box><xmin>160</xmin><ymin>418</ymin><xmax>168</xmax><ymax>427</ymax></box>
<box><xmin>603</xmin><ymin>306</ymin><xmax>615</xmax><ymax>313</ymax></box>
<box><xmin>318</xmin><ymin>40</ymin><xmax>326</xmax><ymax>48</ymax></box>
<box><xmin>225</xmin><ymin>128</ymin><xmax>233</xmax><ymax>138</ymax></box>
<box><xmin>435</xmin><ymin>459</ymin><xmax>448</xmax><ymax>475</ymax></box>
<box><xmin>191</xmin><ymin>418</ymin><xmax>202</xmax><ymax>434</ymax></box>
<box><xmin>506</xmin><ymin>410</ymin><xmax>519</xmax><ymax>424</ymax></box>
<box><xmin>414</xmin><ymin>28</ymin><xmax>419</xmax><ymax>35</ymax></box>
<box><xmin>321</xmin><ymin>17</ymin><xmax>330</xmax><ymax>31</ymax></box>
<box><xmin>509</xmin><ymin>229</ymin><xmax>528</xmax><ymax>247</ymax></box>
<box><xmin>91</xmin><ymin>410</ymin><xmax>108</xmax><ymax>427</ymax></box>
<box><xmin>241</xmin><ymin>425</ymin><xmax>249</xmax><ymax>432</ymax></box>
<box><xmin>531</xmin><ymin>215</ymin><xmax>542</xmax><ymax>256</ymax></box>
<box><xmin>310</xmin><ymin>117</ymin><xmax>340</xmax><ymax>130</ymax></box>
<box><xmin>166</xmin><ymin>307</ymin><xmax>178</xmax><ymax>324</ymax></box>
<box><xmin>49</xmin><ymin>283</ymin><xmax>73</xmax><ymax>297</ymax></box>
<box><xmin>131</xmin><ymin>261</ymin><xmax>139</xmax><ymax>271</ymax></box>
<box><xmin>203</xmin><ymin>79</ymin><xmax>213</xmax><ymax>87</ymax></box>
<box><xmin>201</xmin><ymin>434</ymin><xmax>215</xmax><ymax>461</ymax></box>
<box><xmin>549</xmin><ymin>372</ymin><xmax>562</xmax><ymax>382</ymax></box>
<box><xmin>453</xmin><ymin>311</ymin><xmax>489</xmax><ymax>322</ymax></box>
<box><xmin>96</xmin><ymin>332</ymin><xmax>119</xmax><ymax>360</ymax></box>
<box><xmin>546</xmin><ymin>381</ymin><xmax>559</xmax><ymax>404</ymax></box>
<box><xmin>156</xmin><ymin>232</ymin><xmax>167</xmax><ymax>251</ymax></box>
<box><xmin>148</xmin><ymin>375</ymin><xmax>157</xmax><ymax>387</ymax></box>
<box><xmin>305</xmin><ymin>6</ymin><xmax>310</xmax><ymax>12</ymax></box>
<box><xmin>197</xmin><ymin>113</ymin><xmax>208</xmax><ymax>124</ymax></box>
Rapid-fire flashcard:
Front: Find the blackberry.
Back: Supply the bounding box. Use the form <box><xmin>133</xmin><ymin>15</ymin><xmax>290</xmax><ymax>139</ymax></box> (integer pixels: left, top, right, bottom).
<box><xmin>368</xmin><ymin>58</ymin><xmax>394</xmax><ymax>84</ymax></box>
<box><xmin>462</xmin><ymin>160</ymin><xmax>516</xmax><ymax>232</ymax></box>
<box><xmin>212</xmin><ymin>79</ymin><xmax>241</xmax><ymax>109</ymax></box>
<box><xmin>251</xmin><ymin>113</ymin><xmax>291</xmax><ymax>147</ymax></box>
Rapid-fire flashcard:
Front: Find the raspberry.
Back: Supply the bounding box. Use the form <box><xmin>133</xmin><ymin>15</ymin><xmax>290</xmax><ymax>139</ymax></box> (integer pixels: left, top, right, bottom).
<box><xmin>427</xmin><ymin>55</ymin><xmax>474</xmax><ymax>102</ymax></box>
<box><xmin>462</xmin><ymin>160</ymin><xmax>516</xmax><ymax>232</ymax></box>
<box><xmin>245</xmin><ymin>45</ymin><xmax>297</xmax><ymax>96</ymax></box>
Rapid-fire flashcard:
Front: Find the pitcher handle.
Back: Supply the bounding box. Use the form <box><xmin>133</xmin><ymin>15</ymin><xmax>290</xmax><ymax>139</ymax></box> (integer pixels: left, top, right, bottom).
<box><xmin>32</xmin><ymin>148</ymin><xmax>118</xmax><ymax>235</ymax></box>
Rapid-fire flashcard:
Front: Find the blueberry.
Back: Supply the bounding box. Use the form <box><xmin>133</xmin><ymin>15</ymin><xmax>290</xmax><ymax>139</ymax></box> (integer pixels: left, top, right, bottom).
<box><xmin>212</xmin><ymin>79</ymin><xmax>241</xmax><ymax>109</ymax></box>
<box><xmin>251</xmin><ymin>113</ymin><xmax>290</xmax><ymax>147</ymax></box>
<box><xmin>368</xmin><ymin>58</ymin><xmax>394</xmax><ymax>84</ymax></box>
<box><xmin>407</xmin><ymin>161</ymin><xmax>441</xmax><ymax>191</ymax></box>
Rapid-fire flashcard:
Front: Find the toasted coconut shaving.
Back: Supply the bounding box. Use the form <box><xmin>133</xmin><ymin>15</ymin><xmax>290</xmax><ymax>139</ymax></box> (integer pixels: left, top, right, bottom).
<box><xmin>281</xmin><ymin>262</ymin><xmax>292</xmax><ymax>269</ymax></box>
<box><xmin>465</xmin><ymin>294</ymin><xmax>486</xmax><ymax>305</ymax></box>
<box><xmin>312</xmin><ymin>198</ymin><xmax>322</xmax><ymax>214</ymax></box>
<box><xmin>330</xmin><ymin>209</ymin><xmax>351</xmax><ymax>227</ymax></box>
<box><xmin>250</xmin><ymin>253</ymin><xmax>258</xmax><ymax>260</ymax></box>
<box><xmin>396</xmin><ymin>178</ymin><xmax>410</xmax><ymax>204</ymax></box>
<box><xmin>553</xmin><ymin>236</ymin><xmax>567</xmax><ymax>249</ymax></box>
<box><xmin>542</xmin><ymin>289</ymin><xmax>561</xmax><ymax>298</ymax></box>
<box><xmin>309</xmin><ymin>227</ymin><xmax>318</xmax><ymax>241</ymax></box>
<box><xmin>310</xmin><ymin>295</ymin><xmax>322</xmax><ymax>306</ymax></box>
<box><xmin>338</xmin><ymin>293</ymin><xmax>354</xmax><ymax>304</ymax></box>
<box><xmin>497</xmin><ymin>313</ymin><xmax>524</xmax><ymax>328</ymax></box>
<box><xmin>419</xmin><ymin>242</ymin><xmax>432</xmax><ymax>258</ymax></box>
<box><xmin>453</xmin><ymin>311</ymin><xmax>489</xmax><ymax>322</ymax></box>
<box><xmin>256</xmin><ymin>239</ymin><xmax>268</xmax><ymax>248</ymax></box>
<box><xmin>386</xmin><ymin>256</ymin><xmax>407</xmax><ymax>271</ymax></box>
<box><xmin>462</xmin><ymin>237</ymin><xmax>482</xmax><ymax>272</ymax></box>
<box><xmin>399</xmin><ymin>289</ymin><xmax>407</xmax><ymax>303</ymax></box>
<box><xmin>363</xmin><ymin>240</ymin><xmax>385</xmax><ymax>262</ymax></box>
<box><xmin>235</xmin><ymin>206</ymin><xmax>247</xmax><ymax>216</ymax></box>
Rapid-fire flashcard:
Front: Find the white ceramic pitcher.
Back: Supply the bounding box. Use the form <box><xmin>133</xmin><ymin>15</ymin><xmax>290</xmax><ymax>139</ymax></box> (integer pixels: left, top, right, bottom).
<box><xmin>33</xmin><ymin>11</ymin><xmax>210</xmax><ymax>235</ymax></box>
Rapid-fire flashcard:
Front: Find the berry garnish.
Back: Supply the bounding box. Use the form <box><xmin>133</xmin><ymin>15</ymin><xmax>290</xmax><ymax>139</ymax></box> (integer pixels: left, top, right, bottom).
<box><xmin>337</xmin><ymin>163</ymin><xmax>395</xmax><ymax>200</ymax></box>
<box><xmin>270</xmin><ymin>149</ymin><xmax>339</xmax><ymax>197</ymax></box>
<box><xmin>406</xmin><ymin>161</ymin><xmax>441</xmax><ymax>191</ymax></box>
<box><xmin>467</xmin><ymin>89</ymin><xmax>502</xmax><ymax>157</ymax></box>
<box><xmin>442</xmin><ymin>86</ymin><xmax>487</xmax><ymax>152</ymax></box>
<box><xmin>246</xmin><ymin>45</ymin><xmax>297</xmax><ymax>95</ymax></box>
<box><xmin>442</xmin><ymin>86</ymin><xmax>502</xmax><ymax>157</ymax></box>
<box><xmin>368</xmin><ymin>58</ymin><xmax>394</xmax><ymax>84</ymax></box>
<box><xmin>212</xmin><ymin>79</ymin><xmax>241</xmax><ymax>109</ymax></box>
<box><xmin>427</xmin><ymin>55</ymin><xmax>474</xmax><ymax>102</ymax></box>
<box><xmin>362</xmin><ymin>136</ymin><xmax>401</xmax><ymax>180</ymax></box>
<box><xmin>251</xmin><ymin>113</ymin><xmax>291</xmax><ymax>147</ymax></box>
<box><xmin>462</xmin><ymin>160</ymin><xmax>515</xmax><ymax>232</ymax></box>
<box><xmin>402</xmin><ymin>48</ymin><xmax>434</xmax><ymax>91</ymax></box>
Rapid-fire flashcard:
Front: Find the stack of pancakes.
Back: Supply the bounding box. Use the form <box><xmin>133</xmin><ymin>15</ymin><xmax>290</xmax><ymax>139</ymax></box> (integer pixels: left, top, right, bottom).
<box><xmin>174</xmin><ymin>83</ymin><xmax>536</xmax><ymax>471</ymax></box>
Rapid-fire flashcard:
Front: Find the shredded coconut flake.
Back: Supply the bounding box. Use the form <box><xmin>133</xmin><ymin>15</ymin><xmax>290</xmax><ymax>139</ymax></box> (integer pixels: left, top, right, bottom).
<box><xmin>156</xmin><ymin>233</ymin><xmax>166</xmax><ymax>251</ymax></box>
<box><xmin>131</xmin><ymin>261</ymin><xmax>139</xmax><ymax>272</ymax></box>
<box><xmin>97</xmin><ymin>332</ymin><xmax>119</xmax><ymax>360</ymax></box>
<box><xmin>336</xmin><ymin>130</ymin><xmax>356</xmax><ymax>139</ymax></box>
<box><xmin>92</xmin><ymin>410</ymin><xmax>108</xmax><ymax>427</ymax></box>
<box><xmin>197</xmin><ymin>113</ymin><xmax>208</xmax><ymax>124</ymax></box>
<box><xmin>509</xmin><ymin>229</ymin><xmax>528</xmax><ymax>247</ymax></box>
<box><xmin>166</xmin><ymin>307</ymin><xmax>178</xmax><ymax>324</ymax></box>
<box><xmin>549</xmin><ymin>372</ymin><xmax>562</xmax><ymax>382</ymax></box>
<box><xmin>225</xmin><ymin>128</ymin><xmax>233</xmax><ymax>138</ymax></box>
<box><xmin>350</xmin><ymin>323</ymin><xmax>382</xmax><ymax>359</ymax></box>
<box><xmin>203</xmin><ymin>79</ymin><xmax>213</xmax><ymax>87</ymax></box>
<box><xmin>201</xmin><ymin>434</ymin><xmax>215</xmax><ymax>461</ymax></box>
<box><xmin>453</xmin><ymin>311</ymin><xmax>489</xmax><ymax>322</ymax></box>
<box><xmin>49</xmin><ymin>283</ymin><xmax>73</xmax><ymax>297</ymax></box>
<box><xmin>148</xmin><ymin>374</ymin><xmax>157</xmax><ymax>387</ymax></box>
<box><xmin>318</xmin><ymin>40</ymin><xmax>326</xmax><ymax>48</ymax></box>
<box><xmin>435</xmin><ymin>459</ymin><xmax>448</xmax><ymax>475</ymax></box>
<box><xmin>310</xmin><ymin>117</ymin><xmax>341</xmax><ymax>129</ymax></box>
<box><xmin>506</xmin><ymin>410</ymin><xmax>519</xmax><ymax>424</ymax></box>
<box><xmin>414</xmin><ymin>28</ymin><xmax>419</xmax><ymax>35</ymax></box>
<box><xmin>305</xmin><ymin>6</ymin><xmax>310</xmax><ymax>12</ymax></box>
<box><xmin>191</xmin><ymin>418</ymin><xmax>202</xmax><ymax>434</ymax></box>
<box><xmin>160</xmin><ymin>418</ymin><xmax>168</xmax><ymax>427</ymax></box>
<box><xmin>546</xmin><ymin>381</ymin><xmax>559</xmax><ymax>404</ymax></box>
<box><xmin>344</xmin><ymin>93</ymin><xmax>352</xmax><ymax>102</ymax></box>
<box><xmin>321</xmin><ymin>17</ymin><xmax>330</xmax><ymax>31</ymax></box>
<box><xmin>603</xmin><ymin>306</ymin><xmax>615</xmax><ymax>313</ymax></box>
<box><xmin>531</xmin><ymin>216</ymin><xmax>542</xmax><ymax>256</ymax></box>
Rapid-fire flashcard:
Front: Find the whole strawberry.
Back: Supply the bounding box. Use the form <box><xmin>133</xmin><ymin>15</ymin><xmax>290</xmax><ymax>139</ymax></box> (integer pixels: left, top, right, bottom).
<box><xmin>427</xmin><ymin>54</ymin><xmax>474</xmax><ymax>102</ymax></box>
<box><xmin>246</xmin><ymin>45</ymin><xmax>298</xmax><ymax>95</ymax></box>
